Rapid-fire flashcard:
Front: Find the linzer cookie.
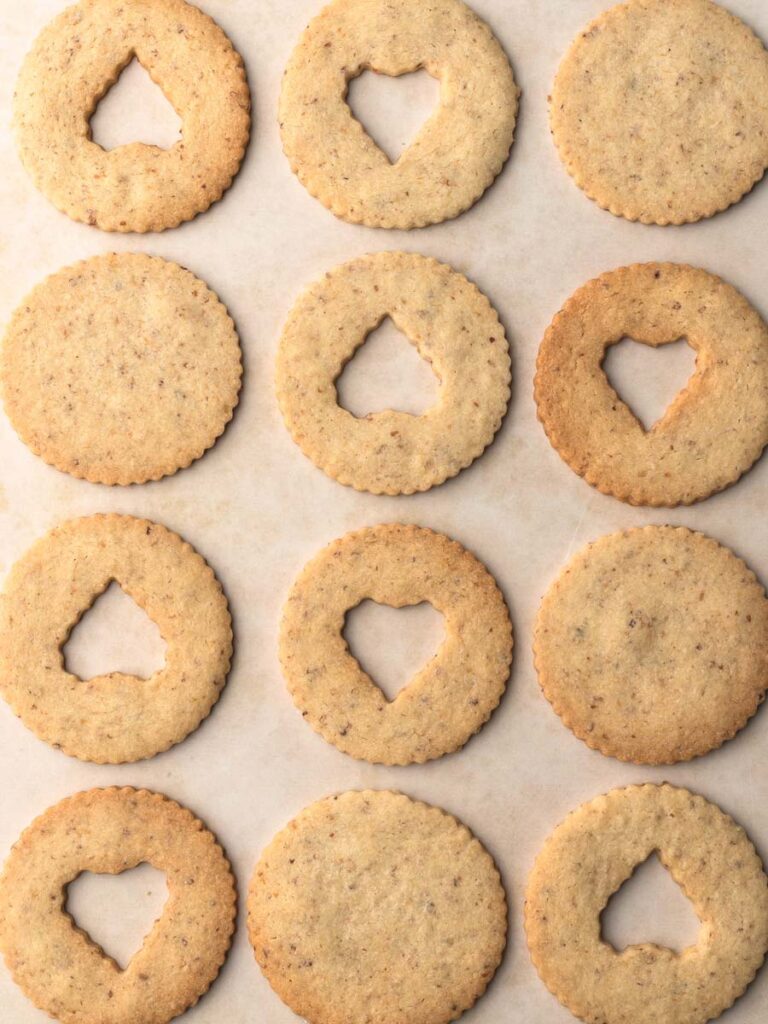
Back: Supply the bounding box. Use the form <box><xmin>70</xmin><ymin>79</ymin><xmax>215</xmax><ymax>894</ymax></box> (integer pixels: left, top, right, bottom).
<box><xmin>277</xmin><ymin>252</ymin><xmax>511</xmax><ymax>494</ymax></box>
<box><xmin>248</xmin><ymin>790</ymin><xmax>507</xmax><ymax>1024</ymax></box>
<box><xmin>550</xmin><ymin>0</ymin><xmax>768</xmax><ymax>224</ymax></box>
<box><xmin>279</xmin><ymin>0</ymin><xmax>518</xmax><ymax>228</ymax></box>
<box><xmin>533</xmin><ymin>526</ymin><xmax>768</xmax><ymax>764</ymax></box>
<box><xmin>534</xmin><ymin>263</ymin><xmax>768</xmax><ymax>506</ymax></box>
<box><xmin>279</xmin><ymin>524</ymin><xmax>513</xmax><ymax>765</ymax></box>
<box><xmin>0</xmin><ymin>787</ymin><xmax>236</xmax><ymax>1024</ymax></box>
<box><xmin>2</xmin><ymin>253</ymin><xmax>242</xmax><ymax>484</ymax></box>
<box><xmin>14</xmin><ymin>0</ymin><xmax>250</xmax><ymax>231</ymax></box>
<box><xmin>0</xmin><ymin>514</ymin><xmax>232</xmax><ymax>763</ymax></box>
<box><xmin>525</xmin><ymin>784</ymin><xmax>768</xmax><ymax>1024</ymax></box>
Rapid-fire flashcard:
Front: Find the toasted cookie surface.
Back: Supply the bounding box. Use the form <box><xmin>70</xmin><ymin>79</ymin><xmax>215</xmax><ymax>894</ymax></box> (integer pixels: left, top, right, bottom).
<box><xmin>525</xmin><ymin>783</ymin><xmax>768</xmax><ymax>1024</ymax></box>
<box><xmin>0</xmin><ymin>514</ymin><xmax>232</xmax><ymax>763</ymax></box>
<box><xmin>2</xmin><ymin>253</ymin><xmax>242</xmax><ymax>484</ymax></box>
<box><xmin>276</xmin><ymin>252</ymin><xmax>511</xmax><ymax>494</ymax></box>
<box><xmin>533</xmin><ymin>526</ymin><xmax>768</xmax><ymax>764</ymax></box>
<box><xmin>534</xmin><ymin>263</ymin><xmax>768</xmax><ymax>506</ymax></box>
<box><xmin>279</xmin><ymin>524</ymin><xmax>512</xmax><ymax>764</ymax></box>
<box><xmin>0</xmin><ymin>787</ymin><xmax>236</xmax><ymax>1024</ymax></box>
<box><xmin>279</xmin><ymin>0</ymin><xmax>518</xmax><ymax>228</ymax></box>
<box><xmin>248</xmin><ymin>790</ymin><xmax>507</xmax><ymax>1024</ymax></box>
<box><xmin>550</xmin><ymin>0</ymin><xmax>768</xmax><ymax>224</ymax></box>
<box><xmin>14</xmin><ymin>0</ymin><xmax>250</xmax><ymax>231</ymax></box>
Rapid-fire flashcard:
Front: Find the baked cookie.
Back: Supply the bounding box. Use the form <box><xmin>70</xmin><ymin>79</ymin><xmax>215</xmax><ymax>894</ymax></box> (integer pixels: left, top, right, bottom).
<box><xmin>525</xmin><ymin>783</ymin><xmax>768</xmax><ymax>1024</ymax></box>
<box><xmin>0</xmin><ymin>514</ymin><xmax>232</xmax><ymax>763</ymax></box>
<box><xmin>280</xmin><ymin>523</ymin><xmax>513</xmax><ymax>764</ymax></box>
<box><xmin>2</xmin><ymin>253</ymin><xmax>242</xmax><ymax>485</ymax></box>
<box><xmin>279</xmin><ymin>0</ymin><xmax>518</xmax><ymax>228</ymax></box>
<box><xmin>0</xmin><ymin>787</ymin><xmax>236</xmax><ymax>1024</ymax></box>
<box><xmin>248</xmin><ymin>790</ymin><xmax>507</xmax><ymax>1024</ymax></box>
<box><xmin>276</xmin><ymin>252</ymin><xmax>511</xmax><ymax>494</ymax></box>
<box><xmin>14</xmin><ymin>0</ymin><xmax>250</xmax><ymax>231</ymax></box>
<box><xmin>533</xmin><ymin>526</ymin><xmax>768</xmax><ymax>764</ymax></box>
<box><xmin>534</xmin><ymin>263</ymin><xmax>768</xmax><ymax>506</ymax></box>
<box><xmin>550</xmin><ymin>0</ymin><xmax>768</xmax><ymax>224</ymax></box>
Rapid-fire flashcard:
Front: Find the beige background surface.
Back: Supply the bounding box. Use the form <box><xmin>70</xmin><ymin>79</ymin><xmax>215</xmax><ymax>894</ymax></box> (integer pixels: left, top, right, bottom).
<box><xmin>1</xmin><ymin>0</ymin><xmax>768</xmax><ymax>1021</ymax></box>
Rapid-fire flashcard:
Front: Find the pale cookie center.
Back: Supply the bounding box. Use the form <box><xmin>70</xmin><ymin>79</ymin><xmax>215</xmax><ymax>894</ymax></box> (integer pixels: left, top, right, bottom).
<box><xmin>65</xmin><ymin>863</ymin><xmax>169</xmax><ymax>971</ymax></box>
<box><xmin>90</xmin><ymin>55</ymin><xmax>182</xmax><ymax>152</ymax></box>
<box><xmin>600</xmin><ymin>852</ymin><xmax>702</xmax><ymax>955</ymax></box>
<box><xmin>345</xmin><ymin>67</ymin><xmax>441</xmax><ymax>164</ymax></box>
<box><xmin>63</xmin><ymin>580</ymin><xmax>167</xmax><ymax>682</ymax></box>
<box><xmin>343</xmin><ymin>599</ymin><xmax>446</xmax><ymax>702</ymax></box>
<box><xmin>601</xmin><ymin>336</ymin><xmax>697</xmax><ymax>432</ymax></box>
<box><xmin>336</xmin><ymin>316</ymin><xmax>440</xmax><ymax>418</ymax></box>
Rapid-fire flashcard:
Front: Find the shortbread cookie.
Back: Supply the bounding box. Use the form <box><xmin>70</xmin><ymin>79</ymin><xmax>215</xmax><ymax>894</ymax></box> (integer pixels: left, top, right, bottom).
<box><xmin>534</xmin><ymin>526</ymin><xmax>768</xmax><ymax>764</ymax></box>
<box><xmin>280</xmin><ymin>524</ymin><xmax>512</xmax><ymax>765</ymax></box>
<box><xmin>525</xmin><ymin>783</ymin><xmax>768</xmax><ymax>1024</ymax></box>
<box><xmin>0</xmin><ymin>514</ymin><xmax>232</xmax><ymax>763</ymax></box>
<box><xmin>248</xmin><ymin>790</ymin><xmax>507</xmax><ymax>1024</ymax></box>
<box><xmin>550</xmin><ymin>0</ymin><xmax>768</xmax><ymax>224</ymax></box>
<box><xmin>277</xmin><ymin>252</ymin><xmax>511</xmax><ymax>494</ymax></box>
<box><xmin>535</xmin><ymin>263</ymin><xmax>768</xmax><ymax>505</ymax></box>
<box><xmin>2</xmin><ymin>253</ymin><xmax>242</xmax><ymax>484</ymax></box>
<box><xmin>279</xmin><ymin>0</ymin><xmax>518</xmax><ymax>228</ymax></box>
<box><xmin>0</xmin><ymin>787</ymin><xmax>236</xmax><ymax>1024</ymax></box>
<box><xmin>14</xmin><ymin>0</ymin><xmax>250</xmax><ymax>231</ymax></box>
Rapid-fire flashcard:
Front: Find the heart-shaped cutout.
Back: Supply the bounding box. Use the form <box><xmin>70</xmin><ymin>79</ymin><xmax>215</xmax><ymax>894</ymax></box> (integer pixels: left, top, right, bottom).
<box><xmin>63</xmin><ymin>580</ymin><xmax>167</xmax><ymax>682</ymax></box>
<box><xmin>65</xmin><ymin>863</ymin><xmax>168</xmax><ymax>970</ymax></box>
<box><xmin>336</xmin><ymin>316</ymin><xmax>440</xmax><ymax>418</ymax></box>
<box><xmin>601</xmin><ymin>851</ymin><xmax>701</xmax><ymax>953</ymax></box>
<box><xmin>602</xmin><ymin>336</ymin><xmax>697</xmax><ymax>432</ymax></box>
<box><xmin>346</xmin><ymin>68</ymin><xmax>440</xmax><ymax>164</ymax></box>
<box><xmin>90</xmin><ymin>56</ymin><xmax>182</xmax><ymax>151</ymax></box>
<box><xmin>343</xmin><ymin>600</ymin><xmax>446</xmax><ymax>702</ymax></box>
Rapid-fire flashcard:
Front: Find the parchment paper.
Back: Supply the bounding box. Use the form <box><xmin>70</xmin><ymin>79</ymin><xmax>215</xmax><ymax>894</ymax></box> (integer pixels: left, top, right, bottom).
<box><xmin>1</xmin><ymin>1</ymin><xmax>768</xmax><ymax>1021</ymax></box>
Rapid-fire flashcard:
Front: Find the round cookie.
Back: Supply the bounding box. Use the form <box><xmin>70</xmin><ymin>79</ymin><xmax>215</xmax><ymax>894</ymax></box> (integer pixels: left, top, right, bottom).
<box><xmin>276</xmin><ymin>252</ymin><xmax>511</xmax><ymax>494</ymax></box>
<box><xmin>534</xmin><ymin>263</ymin><xmax>768</xmax><ymax>506</ymax></box>
<box><xmin>248</xmin><ymin>789</ymin><xmax>507</xmax><ymax>1024</ymax></box>
<box><xmin>533</xmin><ymin>526</ymin><xmax>768</xmax><ymax>764</ymax></box>
<box><xmin>280</xmin><ymin>523</ymin><xmax>512</xmax><ymax>765</ymax></box>
<box><xmin>0</xmin><ymin>787</ymin><xmax>236</xmax><ymax>1024</ymax></box>
<box><xmin>0</xmin><ymin>514</ymin><xmax>232</xmax><ymax>763</ymax></box>
<box><xmin>14</xmin><ymin>0</ymin><xmax>250</xmax><ymax>232</ymax></box>
<box><xmin>550</xmin><ymin>0</ymin><xmax>768</xmax><ymax>224</ymax></box>
<box><xmin>279</xmin><ymin>0</ymin><xmax>519</xmax><ymax>228</ymax></box>
<box><xmin>2</xmin><ymin>253</ymin><xmax>242</xmax><ymax>485</ymax></box>
<box><xmin>525</xmin><ymin>783</ymin><xmax>768</xmax><ymax>1024</ymax></box>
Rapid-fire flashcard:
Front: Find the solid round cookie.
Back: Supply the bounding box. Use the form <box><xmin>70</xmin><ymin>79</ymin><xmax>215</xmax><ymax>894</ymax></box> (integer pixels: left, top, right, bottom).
<box><xmin>279</xmin><ymin>0</ymin><xmax>518</xmax><ymax>228</ymax></box>
<box><xmin>2</xmin><ymin>253</ymin><xmax>242</xmax><ymax>485</ymax></box>
<box><xmin>533</xmin><ymin>526</ymin><xmax>768</xmax><ymax>764</ymax></box>
<box><xmin>0</xmin><ymin>514</ymin><xmax>232</xmax><ymax>763</ymax></box>
<box><xmin>525</xmin><ymin>784</ymin><xmax>768</xmax><ymax>1024</ymax></box>
<box><xmin>534</xmin><ymin>263</ymin><xmax>768</xmax><ymax>506</ymax></box>
<box><xmin>0</xmin><ymin>788</ymin><xmax>236</xmax><ymax>1024</ymax></box>
<box><xmin>280</xmin><ymin>524</ymin><xmax>512</xmax><ymax>765</ymax></box>
<box><xmin>550</xmin><ymin>0</ymin><xmax>768</xmax><ymax>224</ymax></box>
<box><xmin>277</xmin><ymin>252</ymin><xmax>511</xmax><ymax>494</ymax></box>
<box><xmin>248</xmin><ymin>790</ymin><xmax>507</xmax><ymax>1024</ymax></box>
<box><xmin>14</xmin><ymin>0</ymin><xmax>250</xmax><ymax>232</ymax></box>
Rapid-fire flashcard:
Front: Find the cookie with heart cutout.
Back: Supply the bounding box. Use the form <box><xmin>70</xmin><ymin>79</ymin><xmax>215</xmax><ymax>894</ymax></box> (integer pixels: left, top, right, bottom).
<box><xmin>279</xmin><ymin>523</ymin><xmax>513</xmax><ymax>764</ymax></box>
<box><xmin>534</xmin><ymin>263</ymin><xmax>768</xmax><ymax>505</ymax></box>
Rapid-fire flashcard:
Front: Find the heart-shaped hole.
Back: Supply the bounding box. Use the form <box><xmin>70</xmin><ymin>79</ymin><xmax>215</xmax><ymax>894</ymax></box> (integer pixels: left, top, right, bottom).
<box><xmin>336</xmin><ymin>317</ymin><xmax>440</xmax><ymax>418</ymax></box>
<box><xmin>346</xmin><ymin>68</ymin><xmax>440</xmax><ymax>164</ymax></box>
<box><xmin>90</xmin><ymin>57</ymin><xmax>182</xmax><ymax>151</ymax></box>
<box><xmin>601</xmin><ymin>852</ymin><xmax>701</xmax><ymax>954</ymax></box>
<box><xmin>343</xmin><ymin>600</ymin><xmax>446</xmax><ymax>702</ymax></box>
<box><xmin>66</xmin><ymin>863</ymin><xmax>168</xmax><ymax>970</ymax></box>
<box><xmin>63</xmin><ymin>581</ymin><xmax>167</xmax><ymax>681</ymax></box>
<box><xmin>602</xmin><ymin>337</ymin><xmax>696</xmax><ymax>432</ymax></box>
